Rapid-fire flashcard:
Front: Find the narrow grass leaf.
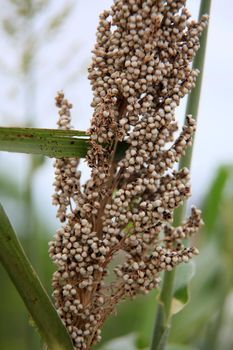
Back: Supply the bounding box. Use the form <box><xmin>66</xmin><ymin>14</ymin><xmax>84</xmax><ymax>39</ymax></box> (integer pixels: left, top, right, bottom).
<box><xmin>0</xmin><ymin>203</ymin><xmax>73</xmax><ymax>350</ymax></box>
<box><xmin>202</xmin><ymin>165</ymin><xmax>232</xmax><ymax>234</ymax></box>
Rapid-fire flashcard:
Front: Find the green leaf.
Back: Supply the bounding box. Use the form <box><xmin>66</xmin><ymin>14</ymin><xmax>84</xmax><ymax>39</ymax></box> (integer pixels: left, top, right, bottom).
<box><xmin>0</xmin><ymin>203</ymin><xmax>73</xmax><ymax>350</ymax></box>
<box><xmin>0</xmin><ymin>127</ymin><xmax>89</xmax><ymax>158</ymax></box>
<box><xmin>0</xmin><ymin>127</ymin><xmax>128</xmax><ymax>159</ymax></box>
<box><xmin>202</xmin><ymin>165</ymin><xmax>232</xmax><ymax>234</ymax></box>
<box><xmin>169</xmin><ymin>166</ymin><xmax>233</xmax><ymax>345</ymax></box>
<box><xmin>171</xmin><ymin>262</ymin><xmax>196</xmax><ymax>315</ymax></box>
<box><xmin>169</xmin><ymin>242</ymin><xmax>227</xmax><ymax>344</ymax></box>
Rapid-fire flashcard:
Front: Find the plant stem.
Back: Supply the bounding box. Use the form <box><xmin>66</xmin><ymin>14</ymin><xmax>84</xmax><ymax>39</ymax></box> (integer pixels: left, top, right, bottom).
<box><xmin>0</xmin><ymin>204</ymin><xmax>73</xmax><ymax>350</ymax></box>
<box><xmin>179</xmin><ymin>0</ymin><xmax>212</xmax><ymax>170</ymax></box>
<box><xmin>150</xmin><ymin>271</ymin><xmax>176</xmax><ymax>350</ymax></box>
<box><xmin>150</xmin><ymin>1</ymin><xmax>211</xmax><ymax>349</ymax></box>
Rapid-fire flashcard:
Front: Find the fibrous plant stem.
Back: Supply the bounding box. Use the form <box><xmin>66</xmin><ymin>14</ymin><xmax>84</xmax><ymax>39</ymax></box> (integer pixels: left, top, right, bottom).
<box><xmin>150</xmin><ymin>1</ymin><xmax>212</xmax><ymax>349</ymax></box>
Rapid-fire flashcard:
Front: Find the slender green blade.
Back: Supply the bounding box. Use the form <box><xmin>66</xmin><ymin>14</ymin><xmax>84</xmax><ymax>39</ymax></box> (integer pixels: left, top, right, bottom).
<box><xmin>0</xmin><ymin>127</ymin><xmax>89</xmax><ymax>158</ymax></box>
<box><xmin>0</xmin><ymin>127</ymin><xmax>128</xmax><ymax>159</ymax></box>
<box><xmin>0</xmin><ymin>127</ymin><xmax>87</xmax><ymax>137</ymax></box>
<box><xmin>202</xmin><ymin>166</ymin><xmax>232</xmax><ymax>234</ymax></box>
<box><xmin>0</xmin><ymin>203</ymin><xmax>73</xmax><ymax>350</ymax></box>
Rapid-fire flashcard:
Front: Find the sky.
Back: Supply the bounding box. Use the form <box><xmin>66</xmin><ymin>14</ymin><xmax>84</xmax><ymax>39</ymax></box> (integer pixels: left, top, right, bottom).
<box><xmin>0</xmin><ymin>0</ymin><xmax>232</xmax><ymax>226</ymax></box>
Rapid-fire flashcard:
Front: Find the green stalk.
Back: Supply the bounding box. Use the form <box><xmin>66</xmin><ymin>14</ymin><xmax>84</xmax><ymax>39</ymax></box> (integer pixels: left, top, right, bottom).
<box><xmin>150</xmin><ymin>1</ymin><xmax>211</xmax><ymax>349</ymax></box>
<box><xmin>179</xmin><ymin>0</ymin><xmax>211</xmax><ymax>170</ymax></box>
<box><xmin>0</xmin><ymin>204</ymin><xmax>73</xmax><ymax>350</ymax></box>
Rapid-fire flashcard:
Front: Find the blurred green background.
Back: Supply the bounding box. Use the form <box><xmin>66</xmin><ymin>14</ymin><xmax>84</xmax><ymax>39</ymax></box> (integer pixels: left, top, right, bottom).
<box><xmin>0</xmin><ymin>1</ymin><xmax>233</xmax><ymax>350</ymax></box>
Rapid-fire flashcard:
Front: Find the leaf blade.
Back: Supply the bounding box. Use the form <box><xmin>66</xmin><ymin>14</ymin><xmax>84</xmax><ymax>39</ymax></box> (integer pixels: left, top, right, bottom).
<box><xmin>0</xmin><ymin>203</ymin><xmax>73</xmax><ymax>350</ymax></box>
<box><xmin>0</xmin><ymin>127</ymin><xmax>89</xmax><ymax>158</ymax></box>
<box><xmin>202</xmin><ymin>165</ymin><xmax>232</xmax><ymax>234</ymax></box>
<box><xmin>0</xmin><ymin>127</ymin><xmax>128</xmax><ymax>159</ymax></box>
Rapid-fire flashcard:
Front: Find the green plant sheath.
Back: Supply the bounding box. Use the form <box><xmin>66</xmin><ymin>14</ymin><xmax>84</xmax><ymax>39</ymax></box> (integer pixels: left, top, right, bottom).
<box><xmin>150</xmin><ymin>1</ymin><xmax>212</xmax><ymax>349</ymax></box>
<box><xmin>0</xmin><ymin>204</ymin><xmax>73</xmax><ymax>350</ymax></box>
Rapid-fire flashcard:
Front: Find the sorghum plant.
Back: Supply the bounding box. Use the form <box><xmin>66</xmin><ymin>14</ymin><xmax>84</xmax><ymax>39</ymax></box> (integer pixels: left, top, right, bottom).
<box><xmin>49</xmin><ymin>1</ymin><xmax>208</xmax><ymax>349</ymax></box>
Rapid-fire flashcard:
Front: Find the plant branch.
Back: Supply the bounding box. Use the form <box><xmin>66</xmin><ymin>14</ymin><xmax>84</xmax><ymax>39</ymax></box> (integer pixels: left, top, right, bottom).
<box><xmin>150</xmin><ymin>1</ymin><xmax>211</xmax><ymax>349</ymax></box>
<box><xmin>0</xmin><ymin>203</ymin><xmax>73</xmax><ymax>350</ymax></box>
